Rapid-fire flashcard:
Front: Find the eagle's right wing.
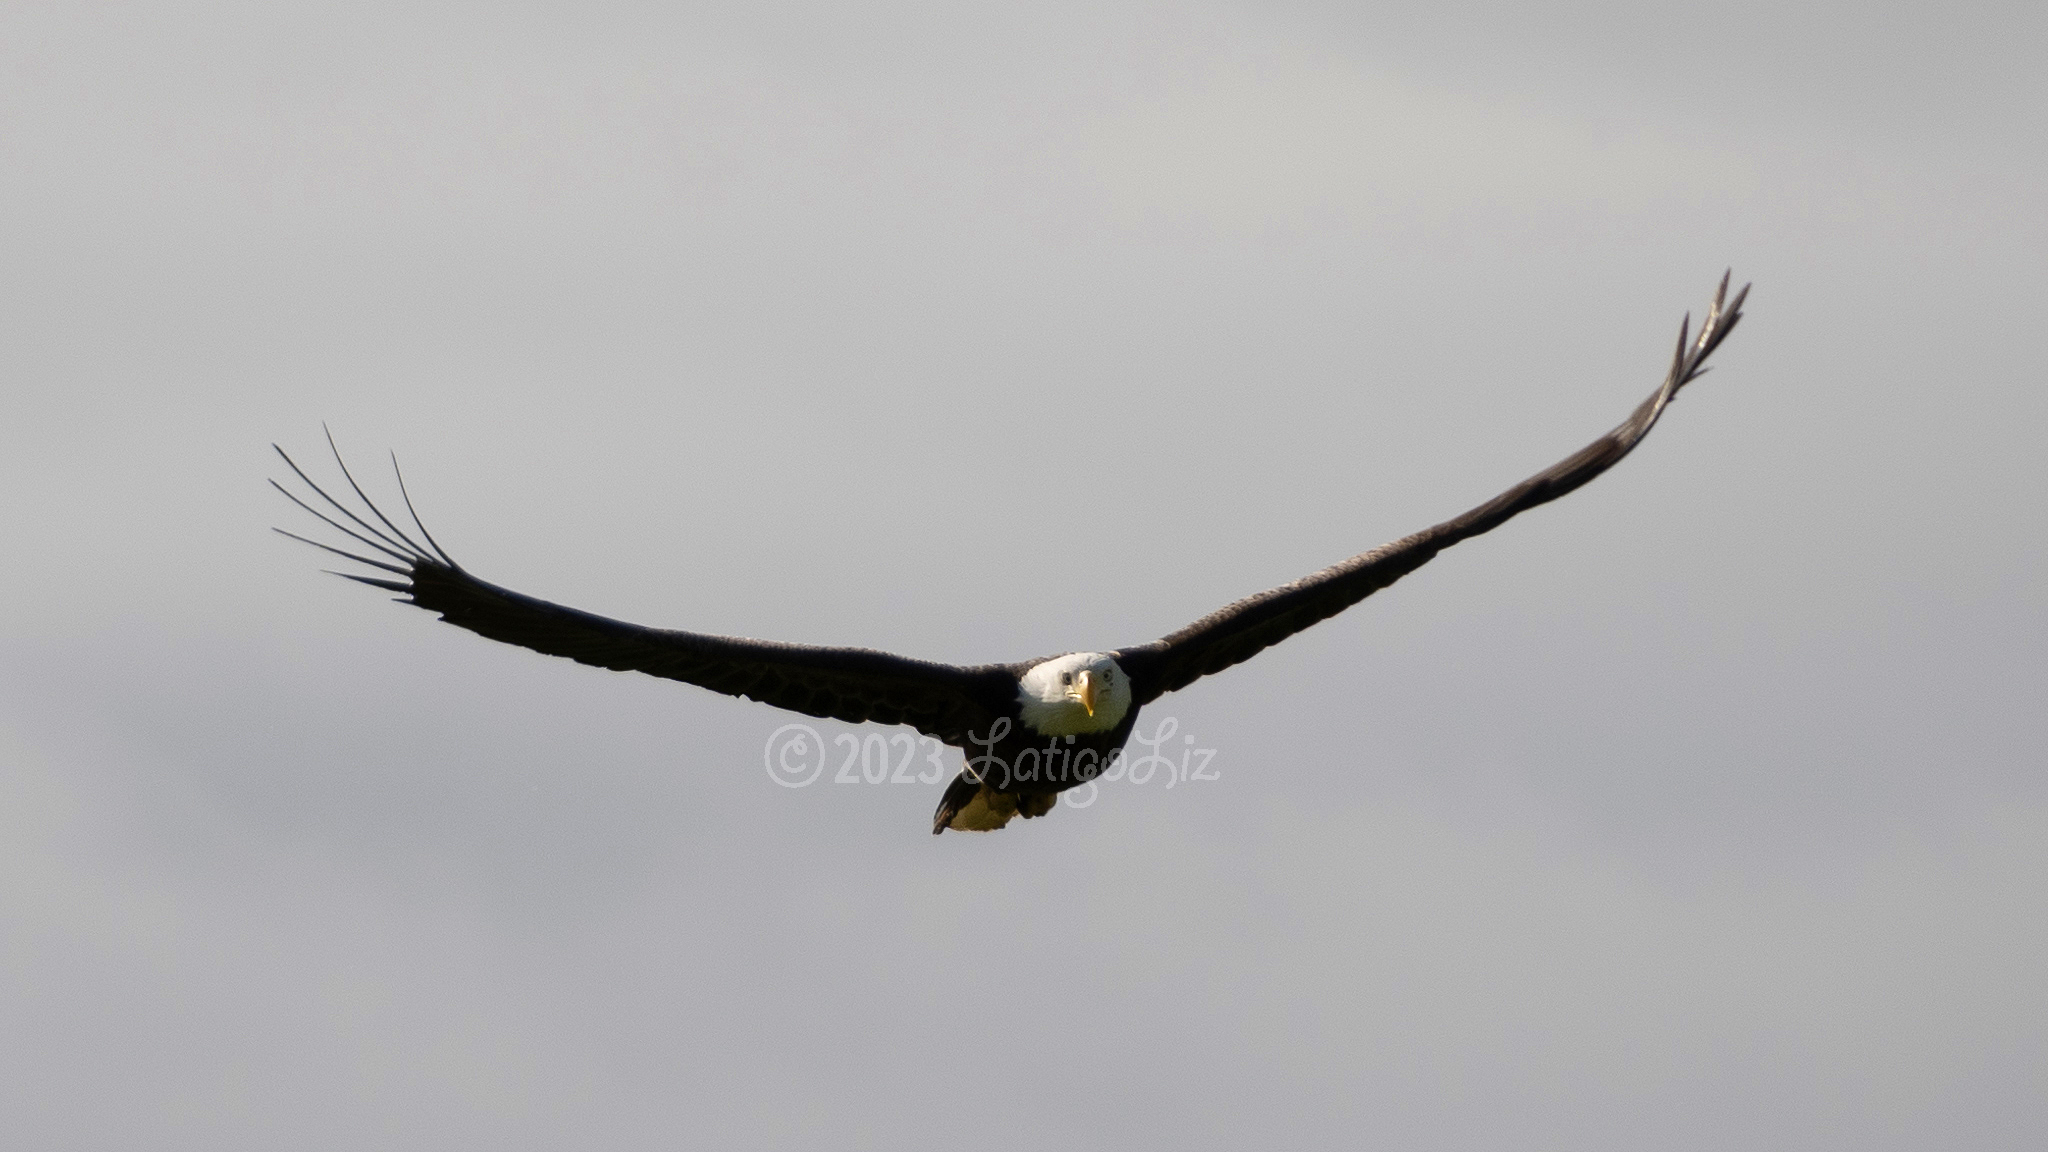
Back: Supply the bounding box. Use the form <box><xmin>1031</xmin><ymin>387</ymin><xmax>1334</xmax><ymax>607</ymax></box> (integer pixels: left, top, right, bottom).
<box><xmin>274</xmin><ymin>437</ymin><xmax>1017</xmax><ymax>748</ymax></box>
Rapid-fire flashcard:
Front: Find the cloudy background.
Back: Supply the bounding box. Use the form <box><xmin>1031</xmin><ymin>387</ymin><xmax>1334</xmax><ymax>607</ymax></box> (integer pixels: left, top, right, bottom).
<box><xmin>3</xmin><ymin>1</ymin><xmax>2043</xmax><ymax>1147</ymax></box>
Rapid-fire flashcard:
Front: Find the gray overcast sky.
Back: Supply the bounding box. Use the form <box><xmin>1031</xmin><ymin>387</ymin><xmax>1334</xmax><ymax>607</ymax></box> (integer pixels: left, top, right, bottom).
<box><xmin>3</xmin><ymin>1</ymin><xmax>2043</xmax><ymax>1147</ymax></box>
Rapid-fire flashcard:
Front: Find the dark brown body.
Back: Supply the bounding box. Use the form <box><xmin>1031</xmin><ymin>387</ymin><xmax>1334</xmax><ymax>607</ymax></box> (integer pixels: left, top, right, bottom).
<box><xmin>932</xmin><ymin>710</ymin><xmax>1143</xmax><ymax>832</ymax></box>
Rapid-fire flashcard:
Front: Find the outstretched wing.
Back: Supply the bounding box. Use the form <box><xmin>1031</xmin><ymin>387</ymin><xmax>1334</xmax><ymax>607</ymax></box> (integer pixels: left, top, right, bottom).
<box><xmin>273</xmin><ymin>434</ymin><xmax>1016</xmax><ymax>747</ymax></box>
<box><xmin>1114</xmin><ymin>273</ymin><xmax>1748</xmax><ymax>705</ymax></box>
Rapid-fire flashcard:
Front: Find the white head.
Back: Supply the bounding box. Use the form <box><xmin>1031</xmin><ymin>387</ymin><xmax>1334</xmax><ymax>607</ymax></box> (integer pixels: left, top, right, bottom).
<box><xmin>1017</xmin><ymin>652</ymin><xmax>1133</xmax><ymax>736</ymax></box>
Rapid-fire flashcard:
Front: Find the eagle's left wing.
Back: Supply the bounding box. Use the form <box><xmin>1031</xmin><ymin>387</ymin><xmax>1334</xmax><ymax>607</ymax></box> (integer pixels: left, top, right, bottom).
<box><xmin>1114</xmin><ymin>273</ymin><xmax>1747</xmax><ymax>706</ymax></box>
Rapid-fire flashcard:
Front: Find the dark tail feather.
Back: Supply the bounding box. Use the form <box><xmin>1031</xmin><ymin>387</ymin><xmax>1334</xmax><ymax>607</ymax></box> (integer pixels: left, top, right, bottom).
<box><xmin>932</xmin><ymin>772</ymin><xmax>982</xmax><ymax>835</ymax></box>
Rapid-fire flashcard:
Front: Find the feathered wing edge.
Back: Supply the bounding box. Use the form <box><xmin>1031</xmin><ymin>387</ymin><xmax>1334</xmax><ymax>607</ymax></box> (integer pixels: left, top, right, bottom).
<box><xmin>272</xmin><ymin>431</ymin><xmax>1014</xmax><ymax>746</ymax></box>
<box><xmin>1115</xmin><ymin>272</ymin><xmax>1749</xmax><ymax>704</ymax></box>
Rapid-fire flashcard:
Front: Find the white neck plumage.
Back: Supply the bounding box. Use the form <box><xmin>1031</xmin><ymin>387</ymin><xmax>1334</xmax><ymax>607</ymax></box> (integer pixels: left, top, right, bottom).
<box><xmin>1016</xmin><ymin>652</ymin><xmax>1133</xmax><ymax>736</ymax></box>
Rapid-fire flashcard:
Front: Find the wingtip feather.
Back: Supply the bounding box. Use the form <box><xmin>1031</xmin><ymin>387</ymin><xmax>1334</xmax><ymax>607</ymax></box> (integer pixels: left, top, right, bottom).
<box><xmin>332</xmin><ymin>572</ymin><xmax>412</xmax><ymax>592</ymax></box>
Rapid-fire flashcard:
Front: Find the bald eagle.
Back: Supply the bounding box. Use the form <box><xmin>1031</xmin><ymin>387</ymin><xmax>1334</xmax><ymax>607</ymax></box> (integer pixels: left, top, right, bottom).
<box><xmin>276</xmin><ymin>274</ymin><xmax>1746</xmax><ymax>834</ymax></box>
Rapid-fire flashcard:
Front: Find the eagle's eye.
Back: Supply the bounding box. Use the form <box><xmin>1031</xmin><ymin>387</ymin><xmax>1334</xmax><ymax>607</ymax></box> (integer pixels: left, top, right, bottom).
<box><xmin>1060</xmin><ymin>672</ymin><xmax>1072</xmax><ymax>685</ymax></box>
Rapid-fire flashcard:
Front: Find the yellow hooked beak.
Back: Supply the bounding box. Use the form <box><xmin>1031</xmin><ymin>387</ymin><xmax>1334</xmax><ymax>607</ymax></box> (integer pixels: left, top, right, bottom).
<box><xmin>1069</xmin><ymin>669</ymin><xmax>1098</xmax><ymax>717</ymax></box>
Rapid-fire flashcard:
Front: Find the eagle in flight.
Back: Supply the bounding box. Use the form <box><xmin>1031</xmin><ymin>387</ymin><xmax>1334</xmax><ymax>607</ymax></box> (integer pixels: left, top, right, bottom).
<box><xmin>276</xmin><ymin>274</ymin><xmax>1746</xmax><ymax>834</ymax></box>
